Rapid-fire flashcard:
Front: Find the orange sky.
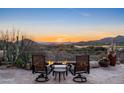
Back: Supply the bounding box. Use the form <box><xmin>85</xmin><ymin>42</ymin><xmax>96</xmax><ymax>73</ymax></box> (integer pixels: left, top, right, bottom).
<box><xmin>32</xmin><ymin>28</ymin><xmax>123</xmax><ymax>42</ymax></box>
<box><xmin>33</xmin><ymin>34</ymin><xmax>115</xmax><ymax>42</ymax></box>
<box><xmin>32</xmin><ymin>26</ymin><xmax>124</xmax><ymax>42</ymax></box>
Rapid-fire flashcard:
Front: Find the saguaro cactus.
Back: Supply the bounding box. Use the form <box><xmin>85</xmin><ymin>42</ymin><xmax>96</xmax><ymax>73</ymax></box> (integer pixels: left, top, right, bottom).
<box><xmin>0</xmin><ymin>28</ymin><xmax>33</xmax><ymax>66</ymax></box>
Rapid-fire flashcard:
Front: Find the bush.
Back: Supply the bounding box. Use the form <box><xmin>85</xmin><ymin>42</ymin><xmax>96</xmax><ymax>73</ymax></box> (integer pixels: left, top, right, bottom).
<box><xmin>15</xmin><ymin>57</ymin><xmax>25</xmax><ymax>68</ymax></box>
<box><xmin>99</xmin><ymin>58</ymin><xmax>109</xmax><ymax>67</ymax></box>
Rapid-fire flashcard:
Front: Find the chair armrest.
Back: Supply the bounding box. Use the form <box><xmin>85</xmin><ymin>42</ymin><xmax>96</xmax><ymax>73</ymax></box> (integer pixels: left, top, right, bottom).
<box><xmin>68</xmin><ymin>64</ymin><xmax>75</xmax><ymax>75</ymax></box>
<box><xmin>68</xmin><ymin>64</ymin><xmax>75</xmax><ymax>70</ymax></box>
<box><xmin>45</xmin><ymin>65</ymin><xmax>53</xmax><ymax>75</ymax></box>
<box><xmin>32</xmin><ymin>65</ymin><xmax>35</xmax><ymax>74</ymax></box>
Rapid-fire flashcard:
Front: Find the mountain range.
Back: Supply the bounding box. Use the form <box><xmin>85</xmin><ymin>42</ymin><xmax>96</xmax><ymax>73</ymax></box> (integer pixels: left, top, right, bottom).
<box><xmin>75</xmin><ymin>35</ymin><xmax>124</xmax><ymax>46</ymax></box>
<box><xmin>17</xmin><ymin>35</ymin><xmax>124</xmax><ymax>46</ymax></box>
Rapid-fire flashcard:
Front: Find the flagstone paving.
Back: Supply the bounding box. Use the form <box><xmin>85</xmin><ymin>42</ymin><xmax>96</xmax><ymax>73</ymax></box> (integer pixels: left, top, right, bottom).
<box><xmin>0</xmin><ymin>64</ymin><xmax>124</xmax><ymax>84</ymax></box>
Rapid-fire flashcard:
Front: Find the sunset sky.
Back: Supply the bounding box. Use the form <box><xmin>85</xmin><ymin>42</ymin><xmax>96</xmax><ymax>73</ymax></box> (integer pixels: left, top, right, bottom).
<box><xmin>0</xmin><ymin>8</ymin><xmax>124</xmax><ymax>42</ymax></box>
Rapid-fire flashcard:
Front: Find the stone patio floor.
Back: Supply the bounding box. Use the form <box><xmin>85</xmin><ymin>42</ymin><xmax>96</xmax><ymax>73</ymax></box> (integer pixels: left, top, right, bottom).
<box><xmin>0</xmin><ymin>64</ymin><xmax>124</xmax><ymax>84</ymax></box>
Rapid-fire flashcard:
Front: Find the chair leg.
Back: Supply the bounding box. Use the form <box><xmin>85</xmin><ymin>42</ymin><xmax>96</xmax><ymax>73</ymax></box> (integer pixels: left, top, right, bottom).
<box><xmin>59</xmin><ymin>72</ymin><xmax>61</xmax><ymax>82</ymax></box>
<box><xmin>35</xmin><ymin>73</ymin><xmax>49</xmax><ymax>82</ymax></box>
<box><xmin>45</xmin><ymin>75</ymin><xmax>49</xmax><ymax>81</ymax></box>
<box><xmin>69</xmin><ymin>69</ymin><xmax>75</xmax><ymax>75</ymax></box>
<box><xmin>73</xmin><ymin>73</ymin><xmax>87</xmax><ymax>82</ymax></box>
<box><xmin>52</xmin><ymin>71</ymin><xmax>55</xmax><ymax>76</ymax></box>
<box><xmin>66</xmin><ymin>71</ymin><xmax>68</xmax><ymax>76</ymax></box>
<box><xmin>63</xmin><ymin>72</ymin><xmax>66</xmax><ymax>80</ymax></box>
<box><xmin>54</xmin><ymin>72</ymin><xmax>57</xmax><ymax>80</ymax></box>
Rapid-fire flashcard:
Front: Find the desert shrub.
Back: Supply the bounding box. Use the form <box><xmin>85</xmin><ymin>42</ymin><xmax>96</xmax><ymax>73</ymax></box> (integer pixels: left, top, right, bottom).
<box><xmin>15</xmin><ymin>57</ymin><xmax>25</xmax><ymax>68</ymax></box>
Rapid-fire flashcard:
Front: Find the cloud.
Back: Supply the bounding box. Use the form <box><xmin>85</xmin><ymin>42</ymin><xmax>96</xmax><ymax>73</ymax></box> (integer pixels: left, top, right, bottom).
<box><xmin>69</xmin><ymin>8</ymin><xmax>91</xmax><ymax>17</ymax></box>
<box><xmin>40</xmin><ymin>20</ymin><xmax>65</xmax><ymax>24</ymax></box>
<box><xmin>80</xmin><ymin>12</ymin><xmax>91</xmax><ymax>17</ymax></box>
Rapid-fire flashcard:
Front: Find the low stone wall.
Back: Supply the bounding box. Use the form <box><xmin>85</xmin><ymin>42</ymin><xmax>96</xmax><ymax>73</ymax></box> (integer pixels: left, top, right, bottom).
<box><xmin>90</xmin><ymin>61</ymin><xmax>99</xmax><ymax>68</ymax></box>
<box><xmin>117</xmin><ymin>51</ymin><xmax>124</xmax><ymax>64</ymax></box>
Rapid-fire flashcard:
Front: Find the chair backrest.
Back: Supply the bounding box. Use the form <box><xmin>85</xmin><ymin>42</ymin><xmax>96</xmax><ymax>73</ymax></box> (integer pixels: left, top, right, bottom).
<box><xmin>75</xmin><ymin>55</ymin><xmax>90</xmax><ymax>74</ymax></box>
<box><xmin>32</xmin><ymin>54</ymin><xmax>46</xmax><ymax>73</ymax></box>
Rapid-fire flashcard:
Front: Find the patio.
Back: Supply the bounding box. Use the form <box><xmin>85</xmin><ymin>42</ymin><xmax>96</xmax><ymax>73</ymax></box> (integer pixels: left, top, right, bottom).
<box><xmin>0</xmin><ymin>64</ymin><xmax>124</xmax><ymax>84</ymax></box>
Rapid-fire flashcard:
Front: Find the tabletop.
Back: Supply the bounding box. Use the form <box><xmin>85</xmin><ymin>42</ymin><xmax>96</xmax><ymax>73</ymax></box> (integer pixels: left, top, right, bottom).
<box><xmin>54</xmin><ymin>65</ymin><xmax>67</xmax><ymax>68</ymax></box>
